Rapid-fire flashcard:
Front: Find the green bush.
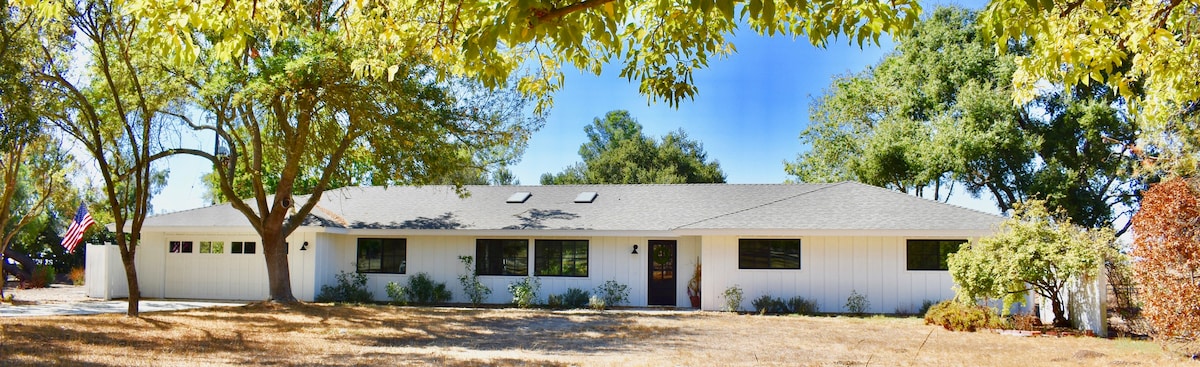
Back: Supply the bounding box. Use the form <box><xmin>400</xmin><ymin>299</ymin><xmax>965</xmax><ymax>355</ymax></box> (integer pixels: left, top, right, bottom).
<box><xmin>722</xmin><ymin>285</ymin><xmax>743</xmax><ymax>312</ymax></box>
<box><xmin>594</xmin><ymin>280</ymin><xmax>629</xmax><ymax>307</ymax></box>
<box><xmin>25</xmin><ymin>266</ymin><xmax>56</xmax><ymax>288</ymax></box>
<box><xmin>551</xmin><ymin>288</ymin><xmax>589</xmax><ymax>309</ymax></box>
<box><xmin>457</xmin><ymin>256</ymin><xmax>491</xmax><ymax>307</ymax></box>
<box><xmin>924</xmin><ymin>300</ymin><xmax>1006</xmax><ymax>332</ymax></box>
<box><xmin>405</xmin><ymin>272</ymin><xmax>451</xmax><ymax>305</ymax></box>
<box><xmin>751</xmin><ymin>295</ymin><xmax>788</xmax><ymax>314</ymax></box>
<box><xmin>508</xmin><ymin>276</ymin><xmax>541</xmax><ymax>308</ymax></box>
<box><xmin>918</xmin><ymin>299</ymin><xmax>936</xmax><ymax>316</ymax></box>
<box><xmin>845</xmin><ymin>290</ymin><xmax>869</xmax><ymax>315</ymax></box>
<box><xmin>787</xmin><ymin>296</ymin><xmax>820</xmax><ymax>315</ymax></box>
<box><xmin>316</xmin><ymin>271</ymin><xmax>374</xmax><ymax>303</ymax></box>
<box><xmin>385</xmin><ymin>281</ymin><xmax>409</xmax><ymax>305</ymax></box>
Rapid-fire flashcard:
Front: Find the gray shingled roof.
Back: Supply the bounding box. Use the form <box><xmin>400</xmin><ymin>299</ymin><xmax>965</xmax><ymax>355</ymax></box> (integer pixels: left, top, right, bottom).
<box><xmin>142</xmin><ymin>182</ymin><xmax>1003</xmax><ymax>233</ymax></box>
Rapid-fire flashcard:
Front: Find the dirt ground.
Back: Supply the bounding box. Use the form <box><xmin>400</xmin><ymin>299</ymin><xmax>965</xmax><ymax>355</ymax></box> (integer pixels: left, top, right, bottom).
<box><xmin>1</xmin><ymin>283</ymin><xmax>92</xmax><ymax>304</ymax></box>
<box><xmin>1</xmin><ymin>297</ymin><xmax>1193</xmax><ymax>367</ymax></box>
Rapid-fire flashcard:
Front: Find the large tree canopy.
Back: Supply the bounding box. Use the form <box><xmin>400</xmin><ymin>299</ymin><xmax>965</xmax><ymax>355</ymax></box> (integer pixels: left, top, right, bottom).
<box><xmin>786</xmin><ymin>7</ymin><xmax>1139</xmax><ymax>232</ymax></box>
<box><xmin>26</xmin><ymin>0</ymin><xmax>925</xmax><ymax>110</ymax></box>
<box><xmin>541</xmin><ymin>110</ymin><xmax>725</xmax><ymax>184</ymax></box>
<box><xmin>166</xmin><ymin>2</ymin><xmax>544</xmax><ymax>302</ymax></box>
<box><xmin>980</xmin><ymin>0</ymin><xmax>1198</xmax><ymax>174</ymax></box>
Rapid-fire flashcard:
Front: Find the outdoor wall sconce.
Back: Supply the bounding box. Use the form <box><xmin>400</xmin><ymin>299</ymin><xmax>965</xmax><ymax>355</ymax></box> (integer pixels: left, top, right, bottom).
<box><xmin>631</xmin><ymin>244</ymin><xmax>638</xmax><ymax>254</ymax></box>
<box><xmin>300</xmin><ymin>241</ymin><xmax>309</xmax><ymax>251</ymax></box>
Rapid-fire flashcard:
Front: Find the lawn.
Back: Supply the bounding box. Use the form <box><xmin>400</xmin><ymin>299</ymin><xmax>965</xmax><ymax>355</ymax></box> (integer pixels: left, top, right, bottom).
<box><xmin>0</xmin><ymin>303</ymin><xmax>1190</xmax><ymax>366</ymax></box>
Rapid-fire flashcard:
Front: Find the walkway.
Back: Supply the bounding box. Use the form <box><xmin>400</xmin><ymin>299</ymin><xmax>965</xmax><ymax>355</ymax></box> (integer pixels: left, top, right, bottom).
<box><xmin>0</xmin><ymin>300</ymin><xmax>245</xmax><ymax>317</ymax></box>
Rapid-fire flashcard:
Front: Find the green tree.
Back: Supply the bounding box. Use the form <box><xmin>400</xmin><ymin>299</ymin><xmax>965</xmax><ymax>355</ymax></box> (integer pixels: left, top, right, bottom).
<box><xmin>948</xmin><ymin>200</ymin><xmax>1115</xmax><ymax>327</ymax></box>
<box><xmin>69</xmin><ymin>0</ymin><xmax>922</xmax><ymax>110</ymax></box>
<box><xmin>980</xmin><ymin>0</ymin><xmax>1200</xmax><ymax>174</ymax></box>
<box><xmin>32</xmin><ymin>0</ymin><xmax>180</xmax><ymax>316</ymax></box>
<box><xmin>786</xmin><ymin>7</ymin><xmax>1139</xmax><ymax>232</ymax></box>
<box><xmin>541</xmin><ymin>110</ymin><xmax>725</xmax><ymax>184</ymax></box>
<box><xmin>170</xmin><ymin>7</ymin><xmax>542</xmax><ymax>302</ymax></box>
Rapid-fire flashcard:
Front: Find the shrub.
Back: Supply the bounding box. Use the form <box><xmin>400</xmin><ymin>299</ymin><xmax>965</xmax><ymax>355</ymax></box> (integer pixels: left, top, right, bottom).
<box><xmin>316</xmin><ymin>271</ymin><xmax>374</xmax><ymax>303</ymax></box>
<box><xmin>845</xmin><ymin>290</ymin><xmax>869</xmax><ymax>315</ymax></box>
<box><xmin>594</xmin><ymin>280</ymin><xmax>629</xmax><ymax>307</ymax></box>
<box><xmin>787</xmin><ymin>296</ymin><xmax>820</xmax><ymax>315</ymax></box>
<box><xmin>457</xmin><ymin>256</ymin><xmax>491</xmax><ymax>307</ymax></box>
<box><xmin>385</xmin><ymin>281</ymin><xmax>409</xmax><ymax>305</ymax></box>
<box><xmin>1132</xmin><ymin>179</ymin><xmax>1200</xmax><ymax>348</ymax></box>
<box><xmin>751</xmin><ymin>295</ymin><xmax>789</xmax><ymax>314</ymax></box>
<box><xmin>406</xmin><ymin>273</ymin><xmax>451</xmax><ymax>305</ymax></box>
<box><xmin>924</xmin><ymin>300</ymin><xmax>1005</xmax><ymax>332</ymax></box>
<box><xmin>557</xmin><ymin>288</ymin><xmax>590</xmax><ymax>309</ymax></box>
<box><xmin>508</xmin><ymin>276</ymin><xmax>541</xmax><ymax>308</ymax></box>
<box><xmin>68</xmin><ymin>267</ymin><xmax>86</xmax><ymax>286</ymax></box>
<box><xmin>588</xmin><ymin>295</ymin><xmax>606</xmax><ymax>310</ymax></box>
<box><xmin>24</xmin><ymin>266</ymin><xmax>56</xmax><ymax>289</ymax></box>
<box><xmin>918</xmin><ymin>300</ymin><xmax>936</xmax><ymax>316</ymax></box>
<box><xmin>721</xmin><ymin>285</ymin><xmax>743</xmax><ymax>312</ymax></box>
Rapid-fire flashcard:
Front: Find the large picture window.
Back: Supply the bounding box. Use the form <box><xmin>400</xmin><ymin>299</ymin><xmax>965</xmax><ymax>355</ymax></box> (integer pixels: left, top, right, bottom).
<box><xmin>357</xmin><ymin>238</ymin><xmax>406</xmax><ymax>274</ymax></box>
<box><xmin>476</xmin><ymin>239</ymin><xmax>528</xmax><ymax>276</ymax></box>
<box><xmin>738</xmin><ymin>239</ymin><xmax>801</xmax><ymax>269</ymax></box>
<box><xmin>534</xmin><ymin>240</ymin><xmax>588</xmax><ymax>277</ymax></box>
<box><xmin>906</xmin><ymin>239</ymin><xmax>965</xmax><ymax>271</ymax></box>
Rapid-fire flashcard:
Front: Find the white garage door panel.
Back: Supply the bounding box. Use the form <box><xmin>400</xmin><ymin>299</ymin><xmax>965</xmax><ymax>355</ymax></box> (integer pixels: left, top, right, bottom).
<box><xmin>163</xmin><ymin>241</ymin><xmax>269</xmax><ymax>300</ymax></box>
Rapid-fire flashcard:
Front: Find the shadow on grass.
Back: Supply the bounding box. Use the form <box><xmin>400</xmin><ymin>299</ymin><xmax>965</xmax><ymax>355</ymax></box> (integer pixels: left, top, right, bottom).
<box><xmin>0</xmin><ymin>302</ymin><xmax>692</xmax><ymax>366</ymax></box>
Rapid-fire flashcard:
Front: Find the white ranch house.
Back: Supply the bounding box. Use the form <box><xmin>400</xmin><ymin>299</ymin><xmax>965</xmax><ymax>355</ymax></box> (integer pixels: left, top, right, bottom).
<box><xmin>89</xmin><ymin>182</ymin><xmax>1007</xmax><ymax>314</ymax></box>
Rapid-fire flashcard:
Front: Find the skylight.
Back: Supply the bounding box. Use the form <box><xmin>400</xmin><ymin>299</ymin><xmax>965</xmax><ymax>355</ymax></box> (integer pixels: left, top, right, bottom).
<box><xmin>506</xmin><ymin>192</ymin><xmax>532</xmax><ymax>203</ymax></box>
<box><xmin>574</xmin><ymin>192</ymin><xmax>598</xmax><ymax>203</ymax></box>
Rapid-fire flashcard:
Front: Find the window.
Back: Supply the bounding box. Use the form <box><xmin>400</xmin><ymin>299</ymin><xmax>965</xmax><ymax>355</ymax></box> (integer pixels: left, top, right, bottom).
<box><xmin>169</xmin><ymin>241</ymin><xmax>193</xmax><ymax>253</ymax></box>
<box><xmin>357</xmin><ymin>238</ymin><xmax>406</xmax><ymax>274</ymax></box>
<box><xmin>199</xmin><ymin>241</ymin><xmax>224</xmax><ymax>254</ymax></box>
<box><xmin>906</xmin><ymin>239</ymin><xmax>966</xmax><ymax>271</ymax></box>
<box><xmin>738</xmin><ymin>239</ymin><xmax>801</xmax><ymax>269</ymax></box>
<box><xmin>232</xmin><ymin>241</ymin><xmax>257</xmax><ymax>254</ymax></box>
<box><xmin>534</xmin><ymin>240</ymin><xmax>588</xmax><ymax>277</ymax></box>
<box><xmin>476</xmin><ymin>239</ymin><xmax>528</xmax><ymax>276</ymax></box>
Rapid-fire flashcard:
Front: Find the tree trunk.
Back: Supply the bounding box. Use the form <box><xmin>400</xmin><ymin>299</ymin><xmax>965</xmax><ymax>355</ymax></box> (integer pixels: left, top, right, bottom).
<box><xmin>3</xmin><ymin>248</ymin><xmax>35</xmax><ymax>284</ymax></box>
<box><xmin>263</xmin><ymin>231</ymin><xmax>296</xmax><ymax>303</ymax></box>
<box><xmin>120</xmin><ymin>248</ymin><xmax>141</xmax><ymax>317</ymax></box>
<box><xmin>1050</xmin><ymin>296</ymin><xmax>1070</xmax><ymax>327</ymax></box>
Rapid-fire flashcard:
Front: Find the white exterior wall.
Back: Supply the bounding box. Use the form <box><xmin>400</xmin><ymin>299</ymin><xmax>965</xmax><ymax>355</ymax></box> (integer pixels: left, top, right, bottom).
<box><xmin>123</xmin><ymin>230</ymin><xmax>318</xmax><ymax>301</ymax></box>
<box><xmin>700</xmin><ymin>235</ymin><xmax>958</xmax><ymax>313</ymax></box>
<box><xmin>323</xmin><ymin>235</ymin><xmax>699</xmax><ymax>307</ymax></box>
<box><xmin>84</xmin><ymin>243</ymin><xmax>127</xmax><ymax>300</ymax></box>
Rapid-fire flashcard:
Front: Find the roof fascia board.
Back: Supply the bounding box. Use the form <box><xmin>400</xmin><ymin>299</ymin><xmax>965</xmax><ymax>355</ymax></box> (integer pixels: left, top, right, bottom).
<box><xmin>672</xmin><ymin>228</ymin><xmax>996</xmax><ymax>238</ymax></box>
<box><xmin>341</xmin><ymin>229</ymin><xmax>681</xmax><ymax>238</ymax></box>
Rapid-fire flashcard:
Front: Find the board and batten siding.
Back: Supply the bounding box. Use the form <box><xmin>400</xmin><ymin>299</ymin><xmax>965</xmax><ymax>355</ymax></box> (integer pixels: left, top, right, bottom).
<box><xmin>320</xmin><ymin>234</ymin><xmax>699</xmax><ymax>307</ymax></box>
<box><xmin>699</xmin><ymin>235</ymin><xmax>958</xmax><ymax>313</ymax></box>
<box><xmin>114</xmin><ymin>231</ymin><xmax>317</xmax><ymax>301</ymax></box>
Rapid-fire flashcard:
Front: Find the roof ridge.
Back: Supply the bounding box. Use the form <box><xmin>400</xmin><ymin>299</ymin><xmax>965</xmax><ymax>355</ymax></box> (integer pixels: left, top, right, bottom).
<box><xmin>670</xmin><ymin>182</ymin><xmax>844</xmax><ymax>230</ymax></box>
<box><xmin>837</xmin><ymin>181</ymin><xmax>1005</xmax><ymax>218</ymax></box>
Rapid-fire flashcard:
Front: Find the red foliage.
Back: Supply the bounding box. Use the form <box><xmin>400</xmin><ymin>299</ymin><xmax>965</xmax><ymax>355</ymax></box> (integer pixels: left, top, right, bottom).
<box><xmin>1131</xmin><ymin>179</ymin><xmax>1200</xmax><ymax>342</ymax></box>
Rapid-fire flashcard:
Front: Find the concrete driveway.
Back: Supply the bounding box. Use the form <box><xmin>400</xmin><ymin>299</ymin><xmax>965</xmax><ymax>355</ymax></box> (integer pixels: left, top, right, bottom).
<box><xmin>0</xmin><ymin>300</ymin><xmax>246</xmax><ymax>317</ymax></box>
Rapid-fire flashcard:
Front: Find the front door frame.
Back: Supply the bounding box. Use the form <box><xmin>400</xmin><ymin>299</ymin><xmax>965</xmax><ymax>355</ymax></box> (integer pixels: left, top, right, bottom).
<box><xmin>647</xmin><ymin>240</ymin><xmax>677</xmax><ymax>306</ymax></box>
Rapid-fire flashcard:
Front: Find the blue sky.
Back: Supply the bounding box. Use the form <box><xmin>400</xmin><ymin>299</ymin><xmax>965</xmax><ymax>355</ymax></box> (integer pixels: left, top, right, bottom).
<box><xmin>151</xmin><ymin>0</ymin><xmax>996</xmax><ymax>215</ymax></box>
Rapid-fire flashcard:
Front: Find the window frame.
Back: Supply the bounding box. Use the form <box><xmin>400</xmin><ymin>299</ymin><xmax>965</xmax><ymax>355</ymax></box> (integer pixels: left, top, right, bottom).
<box><xmin>169</xmin><ymin>241</ymin><xmax>193</xmax><ymax>254</ymax></box>
<box><xmin>232</xmin><ymin>241</ymin><xmax>257</xmax><ymax>254</ymax></box>
<box><xmin>199</xmin><ymin>241</ymin><xmax>224</xmax><ymax>254</ymax></box>
<box><xmin>906</xmin><ymin>239</ymin><xmax>966</xmax><ymax>271</ymax></box>
<box><xmin>475</xmin><ymin>239</ymin><xmax>529</xmax><ymax>276</ymax></box>
<box><xmin>533</xmin><ymin>239</ymin><xmax>589</xmax><ymax>277</ymax></box>
<box><xmin>738</xmin><ymin>238</ymin><xmax>802</xmax><ymax>270</ymax></box>
<box><xmin>356</xmin><ymin>238</ymin><xmax>407</xmax><ymax>274</ymax></box>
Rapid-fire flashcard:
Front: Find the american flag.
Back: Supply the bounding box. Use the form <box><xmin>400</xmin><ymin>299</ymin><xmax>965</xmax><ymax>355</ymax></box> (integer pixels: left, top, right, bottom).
<box><xmin>61</xmin><ymin>203</ymin><xmax>95</xmax><ymax>253</ymax></box>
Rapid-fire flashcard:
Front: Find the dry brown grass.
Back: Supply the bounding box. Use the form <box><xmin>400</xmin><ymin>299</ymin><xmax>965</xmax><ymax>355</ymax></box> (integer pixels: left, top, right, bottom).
<box><xmin>0</xmin><ymin>304</ymin><xmax>1192</xmax><ymax>366</ymax></box>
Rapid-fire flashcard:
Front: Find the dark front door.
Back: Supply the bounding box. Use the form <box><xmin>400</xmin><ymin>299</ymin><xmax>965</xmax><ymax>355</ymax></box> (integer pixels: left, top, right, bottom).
<box><xmin>647</xmin><ymin>240</ymin><xmax>677</xmax><ymax>306</ymax></box>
